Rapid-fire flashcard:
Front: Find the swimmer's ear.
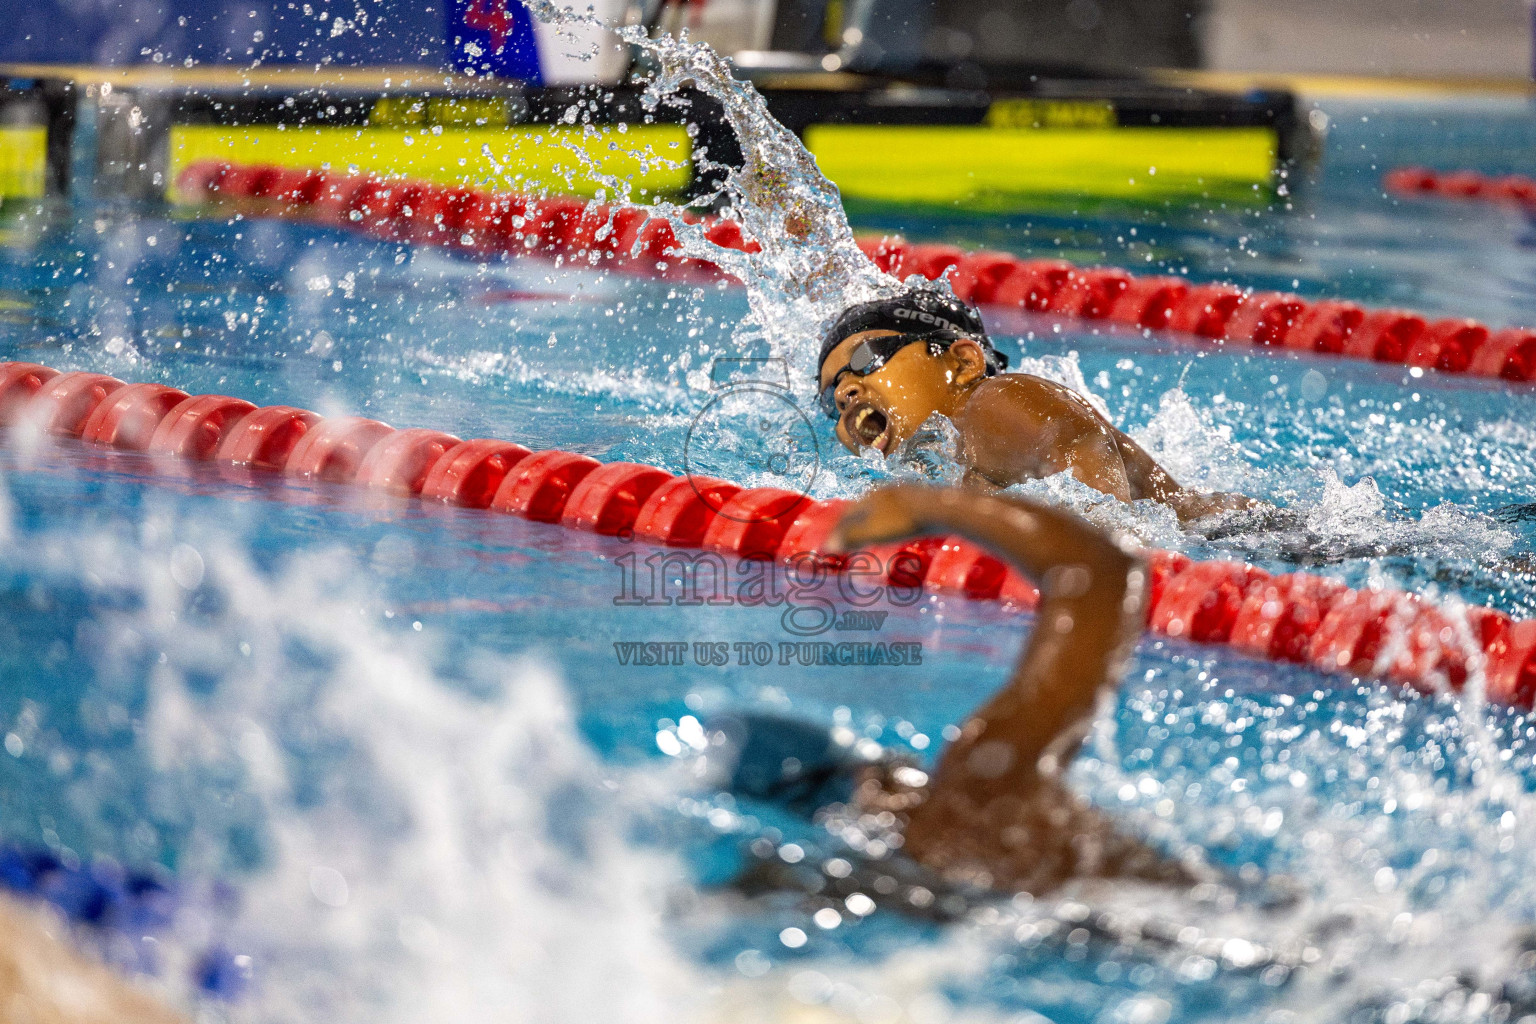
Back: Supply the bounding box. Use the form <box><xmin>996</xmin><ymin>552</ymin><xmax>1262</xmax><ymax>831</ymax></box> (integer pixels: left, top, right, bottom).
<box><xmin>946</xmin><ymin>339</ymin><xmax>990</xmax><ymax>386</ymax></box>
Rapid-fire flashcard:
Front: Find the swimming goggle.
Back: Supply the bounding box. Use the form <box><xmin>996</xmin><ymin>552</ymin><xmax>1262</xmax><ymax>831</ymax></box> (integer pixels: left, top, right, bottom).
<box><xmin>818</xmin><ymin>329</ymin><xmax>971</xmax><ymax>419</ymax></box>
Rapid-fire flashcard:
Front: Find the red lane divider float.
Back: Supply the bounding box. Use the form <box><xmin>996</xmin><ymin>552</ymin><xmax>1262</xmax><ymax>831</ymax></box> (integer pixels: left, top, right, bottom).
<box><xmin>147</xmin><ymin>395</ymin><xmax>257</xmax><ymax>459</ymax></box>
<box><xmin>3</xmin><ymin>358</ymin><xmax>1532</xmax><ymax>706</ymax></box>
<box><xmin>357</xmin><ymin>429</ymin><xmax>463</xmax><ymax>496</ymax></box>
<box><xmin>176</xmin><ymin>161</ymin><xmax>1536</xmax><ymax>386</ymax></box>
<box><xmin>82</xmin><ymin>383</ymin><xmax>191</xmax><ymax>451</ymax></box>
<box><xmin>704</xmin><ymin>487</ymin><xmax>814</xmax><ymax>559</ymax></box>
<box><xmin>420</xmin><ymin>439</ymin><xmax>532</xmax><ymax>508</ymax></box>
<box><xmin>0</xmin><ymin>363</ymin><xmax>61</xmax><ymax>426</ymax></box>
<box><xmin>1385</xmin><ymin>166</ymin><xmax>1536</xmax><ymax>210</ymax></box>
<box><xmin>34</xmin><ymin>372</ymin><xmax>126</xmax><ymax>437</ymax></box>
<box><xmin>217</xmin><ymin>406</ymin><xmax>322</xmax><ymax>471</ymax></box>
<box><xmin>1151</xmin><ymin>560</ymin><xmax>1269</xmax><ymax>644</ymax></box>
<box><xmin>635</xmin><ymin>474</ymin><xmax>741</xmax><ymax>548</ymax></box>
<box><xmin>284</xmin><ymin>417</ymin><xmax>395</xmax><ymax>484</ymax></box>
<box><xmin>491</xmin><ymin>449</ymin><xmax>601</xmax><ymax>522</ymax></box>
<box><xmin>562</xmin><ymin>461</ymin><xmax>674</xmax><ymax>536</ymax></box>
<box><xmin>1231</xmin><ymin>573</ymin><xmax>1347</xmax><ymax>665</ymax></box>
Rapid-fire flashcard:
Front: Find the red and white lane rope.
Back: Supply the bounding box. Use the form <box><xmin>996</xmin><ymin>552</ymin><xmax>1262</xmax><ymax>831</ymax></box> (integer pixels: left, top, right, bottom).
<box><xmin>175</xmin><ymin>160</ymin><xmax>1536</xmax><ymax>385</ymax></box>
<box><xmin>1385</xmin><ymin>166</ymin><xmax>1536</xmax><ymax>211</ymax></box>
<box><xmin>3</xmin><ymin>359</ymin><xmax>1533</xmax><ymax>707</ymax></box>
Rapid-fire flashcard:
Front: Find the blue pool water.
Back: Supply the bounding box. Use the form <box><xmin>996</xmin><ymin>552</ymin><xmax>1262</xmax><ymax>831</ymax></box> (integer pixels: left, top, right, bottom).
<box><xmin>3</xmin><ymin>95</ymin><xmax>1536</xmax><ymax>1022</ymax></box>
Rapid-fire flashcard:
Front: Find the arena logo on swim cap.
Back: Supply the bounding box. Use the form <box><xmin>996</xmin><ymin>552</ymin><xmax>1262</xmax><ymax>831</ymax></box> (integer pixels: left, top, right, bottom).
<box><xmin>893</xmin><ymin>308</ymin><xmax>965</xmax><ymax>332</ymax></box>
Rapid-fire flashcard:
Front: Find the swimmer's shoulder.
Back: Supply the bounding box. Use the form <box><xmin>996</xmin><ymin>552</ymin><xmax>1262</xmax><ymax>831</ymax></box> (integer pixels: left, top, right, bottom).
<box><xmin>958</xmin><ymin>373</ymin><xmax>1112</xmax><ymax>435</ymax></box>
<box><xmin>951</xmin><ymin>376</ymin><xmax>1112</xmax><ymax>486</ymax></box>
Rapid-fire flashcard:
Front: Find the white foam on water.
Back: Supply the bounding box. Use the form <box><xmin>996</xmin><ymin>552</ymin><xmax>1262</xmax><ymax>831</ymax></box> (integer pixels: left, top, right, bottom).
<box><xmin>1069</xmin><ymin>647</ymin><xmax>1536</xmax><ymax>1023</ymax></box>
<box><xmin>1297</xmin><ymin>469</ymin><xmax>1515</xmax><ymax>565</ymax></box>
<box><xmin>2</xmin><ymin>510</ymin><xmax>705</xmax><ymax>1023</ymax></box>
<box><xmin>1131</xmin><ymin>387</ymin><xmax>1258</xmax><ymax>496</ymax></box>
<box><xmin>407</xmin><ymin>340</ymin><xmax>696</xmax><ymax>413</ymax></box>
<box><xmin>197</xmin><ymin>597</ymin><xmax>694</xmax><ymax>1023</ymax></box>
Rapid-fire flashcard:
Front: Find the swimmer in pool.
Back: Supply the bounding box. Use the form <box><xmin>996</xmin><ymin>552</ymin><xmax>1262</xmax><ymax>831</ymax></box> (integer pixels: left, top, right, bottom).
<box><xmin>829</xmin><ymin>482</ymin><xmax>1192</xmax><ymax>891</ymax></box>
<box><xmin>817</xmin><ymin>290</ymin><xmax>1256</xmax><ymax>524</ymax></box>
<box><xmin>719</xmin><ymin>481</ymin><xmax>1194</xmax><ymax>895</ymax></box>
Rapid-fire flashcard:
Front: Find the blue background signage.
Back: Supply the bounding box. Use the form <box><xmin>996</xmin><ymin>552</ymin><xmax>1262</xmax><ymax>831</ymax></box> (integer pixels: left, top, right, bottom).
<box><xmin>1</xmin><ymin>0</ymin><xmax>542</xmax><ymax>80</ymax></box>
<box><xmin>446</xmin><ymin>0</ymin><xmax>543</xmax><ymax>82</ymax></box>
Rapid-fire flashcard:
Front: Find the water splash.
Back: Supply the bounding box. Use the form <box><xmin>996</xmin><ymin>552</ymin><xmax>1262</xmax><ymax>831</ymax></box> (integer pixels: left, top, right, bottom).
<box><xmin>1012</xmin><ymin>350</ymin><xmax>1114</xmax><ymax>421</ymax></box>
<box><xmin>1132</xmin><ymin>387</ymin><xmax>1257</xmax><ymax>495</ymax></box>
<box><xmin>887</xmin><ymin>413</ymin><xmax>968</xmax><ymax>487</ymax></box>
<box><xmin>2</xmin><ymin>514</ymin><xmax>704</xmax><ymax>1023</ymax></box>
<box><xmin>616</xmin><ymin>29</ymin><xmax>897</xmax><ymax>368</ymax></box>
<box><xmin>1306</xmin><ymin>470</ymin><xmax>1390</xmax><ymax>536</ymax></box>
<box><xmin>1074</xmin><ymin>666</ymin><xmax>1536</xmax><ymax>1024</ymax></box>
<box><xmin>523</xmin><ymin>1</ymin><xmax>902</xmax><ymax>375</ymax></box>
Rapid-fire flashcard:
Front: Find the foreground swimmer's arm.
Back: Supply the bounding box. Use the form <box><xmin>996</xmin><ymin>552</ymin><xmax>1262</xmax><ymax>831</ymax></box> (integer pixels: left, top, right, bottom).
<box><xmin>830</xmin><ymin>483</ymin><xmax>1144</xmax><ymax>805</ymax></box>
<box><xmin>829</xmin><ymin>483</ymin><xmax>1182</xmax><ymax>889</ymax></box>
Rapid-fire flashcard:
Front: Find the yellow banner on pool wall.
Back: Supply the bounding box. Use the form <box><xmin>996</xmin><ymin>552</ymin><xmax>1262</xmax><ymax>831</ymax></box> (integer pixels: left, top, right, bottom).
<box><xmin>0</xmin><ymin>127</ymin><xmax>48</xmax><ymax>199</ymax></box>
<box><xmin>167</xmin><ymin>123</ymin><xmax>693</xmax><ymax>201</ymax></box>
<box><xmin>804</xmin><ymin>125</ymin><xmax>1278</xmax><ymax>206</ymax></box>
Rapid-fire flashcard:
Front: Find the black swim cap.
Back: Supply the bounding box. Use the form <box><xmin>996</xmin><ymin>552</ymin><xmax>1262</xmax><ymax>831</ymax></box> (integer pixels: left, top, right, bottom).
<box><xmin>818</xmin><ymin>290</ymin><xmax>1006</xmax><ymax>378</ymax></box>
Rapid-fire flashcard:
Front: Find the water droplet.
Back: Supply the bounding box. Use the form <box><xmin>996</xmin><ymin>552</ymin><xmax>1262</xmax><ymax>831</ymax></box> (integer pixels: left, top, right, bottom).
<box><xmin>778</xmin><ymin>926</ymin><xmax>807</xmax><ymax>948</ymax></box>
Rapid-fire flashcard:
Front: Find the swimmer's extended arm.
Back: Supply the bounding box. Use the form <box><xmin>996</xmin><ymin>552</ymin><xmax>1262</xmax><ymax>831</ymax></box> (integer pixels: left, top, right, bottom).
<box><xmin>828</xmin><ymin>484</ymin><xmax>1145</xmax><ymax>856</ymax></box>
<box><xmin>1116</xmin><ymin>430</ymin><xmax>1264</xmax><ymax>521</ymax></box>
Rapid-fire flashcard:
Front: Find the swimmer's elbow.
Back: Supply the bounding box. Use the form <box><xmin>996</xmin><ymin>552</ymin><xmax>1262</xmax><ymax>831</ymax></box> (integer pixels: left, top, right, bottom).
<box><xmin>1069</xmin><ymin>462</ymin><xmax>1132</xmax><ymax>502</ymax></box>
<box><xmin>1062</xmin><ymin>439</ymin><xmax>1133</xmax><ymax>502</ymax></box>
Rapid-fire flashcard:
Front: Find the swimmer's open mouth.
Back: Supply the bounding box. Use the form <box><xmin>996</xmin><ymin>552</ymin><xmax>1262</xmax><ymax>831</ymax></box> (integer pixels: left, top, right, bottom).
<box><xmin>845</xmin><ymin>403</ymin><xmax>893</xmax><ymax>454</ymax></box>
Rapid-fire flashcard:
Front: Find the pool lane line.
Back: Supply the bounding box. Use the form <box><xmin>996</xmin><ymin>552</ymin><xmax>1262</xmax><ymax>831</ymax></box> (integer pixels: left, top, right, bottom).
<box><xmin>174</xmin><ymin>161</ymin><xmax>1536</xmax><ymax>387</ymax></box>
<box><xmin>1385</xmin><ymin>166</ymin><xmax>1536</xmax><ymax>211</ymax></box>
<box><xmin>3</xmin><ymin>359</ymin><xmax>1533</xmax><ymax>709</ymax></box>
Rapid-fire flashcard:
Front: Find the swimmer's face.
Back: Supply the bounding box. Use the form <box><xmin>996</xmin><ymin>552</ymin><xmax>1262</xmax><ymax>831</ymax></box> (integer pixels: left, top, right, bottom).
<box><xmin>819</xmin><ymin>330</ymin><xmax>990</xmax><ymax>456</ymax></box>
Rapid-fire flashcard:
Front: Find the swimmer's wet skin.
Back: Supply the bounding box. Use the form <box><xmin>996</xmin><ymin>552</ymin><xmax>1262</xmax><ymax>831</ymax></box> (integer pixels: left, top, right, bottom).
<box><xmin>810</xmin><ymin>482</ymin><xmax>1198</xmax><ymax>893</ymax></box>
<box><xmin>817</xmin><ymin>291</ymin><xmax>1257</xmax><ymax>524</ymax></box>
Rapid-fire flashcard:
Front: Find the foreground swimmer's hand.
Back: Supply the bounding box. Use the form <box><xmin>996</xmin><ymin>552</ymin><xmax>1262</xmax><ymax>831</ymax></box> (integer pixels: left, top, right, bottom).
<box><xmin>831</xmin><ymin>484</ymin><xmax>1192</xmax><ymax>892</ymax></box>
<box><xmin>817</xmin><ymin>290</ymin><xmax>1262</xmax><ymax>525</ymax></box>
